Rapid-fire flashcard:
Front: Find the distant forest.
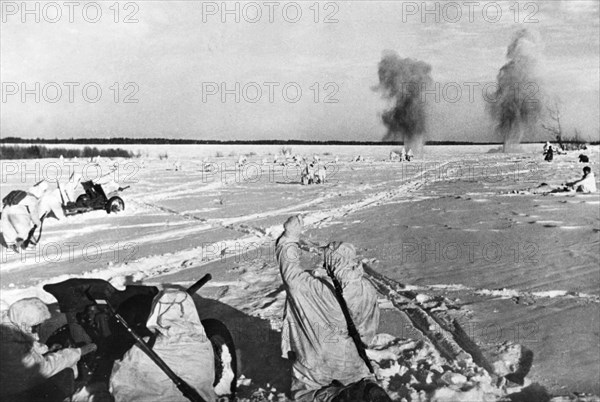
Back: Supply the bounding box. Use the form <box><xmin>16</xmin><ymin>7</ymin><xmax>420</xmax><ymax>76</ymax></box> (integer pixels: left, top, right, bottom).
<box><xmin>0</xmin><ymin>137</ymin><xmax>573</xmax><ymax>146</ymax></box>
<box><xmin>0</xmin><ymin>145</ymin><xmax>134</xmax><ymax>160</ymax></box>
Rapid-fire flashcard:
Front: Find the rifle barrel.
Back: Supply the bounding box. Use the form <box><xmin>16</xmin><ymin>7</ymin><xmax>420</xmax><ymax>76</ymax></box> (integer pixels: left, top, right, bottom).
<box><xmin>325</xmin><ymin>264</ymin><xmax>374</xmax><ymax>373</ymax></box>
<box><xmin>186</xmin><ymin>273</ymin><xmax>212</xmax><ymax>295</ymax></box>
<box><xmin>107</xmin><ymin>303</ymin><xmax>207</xmax><ymax>402</ymax></box>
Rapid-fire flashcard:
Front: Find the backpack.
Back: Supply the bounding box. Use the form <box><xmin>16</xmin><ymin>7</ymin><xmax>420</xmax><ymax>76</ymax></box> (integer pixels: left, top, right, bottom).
<box><xmin>2</xmin><ymin>190</ymin><xmax>28</xmax><ymax>207</ymax></box>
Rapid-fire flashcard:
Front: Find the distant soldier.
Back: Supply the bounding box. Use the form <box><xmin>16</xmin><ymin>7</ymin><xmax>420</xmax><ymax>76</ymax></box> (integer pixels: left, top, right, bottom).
<box><xmin>301</xmin><ymin>163</ymin><xmax>315</xmax><ymax>185</ymax></box>
<box><xmin>544</xmin><ymin>146</ymin><xmax>554</xmax><ymax>162</ymax></box>
<box><xmin>567</xmin><ymin>166</ymin><xmax>597</xmax><ymax>193</ymax></box>
<box><xmin>543</xmin><ymin>141</ymin><xmax>551</xmax><ymax>154</ymax></box>
<box><xmin>314</xmin><ymin>164</ymin><xmax>327</xmax><ymax>184</ymax></box>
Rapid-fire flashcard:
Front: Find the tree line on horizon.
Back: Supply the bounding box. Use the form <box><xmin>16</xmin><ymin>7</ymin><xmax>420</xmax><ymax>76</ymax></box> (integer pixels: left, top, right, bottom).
<box><xmin>0</xmin><ymin>145</ymin><xmax>134</xmax><ymax>160</ymax></box>
<box><xmin>3</xmin><ymin>137</ymin><xmax>590</xmax><ymax>146</ymax></box>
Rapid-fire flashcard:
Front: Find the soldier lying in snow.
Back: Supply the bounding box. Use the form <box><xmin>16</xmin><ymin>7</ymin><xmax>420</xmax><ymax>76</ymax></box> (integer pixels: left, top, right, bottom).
<box><xmin>275</xmin><ymin>216</ymin><xmax>390</xmax><ymax>402</ymax></box>
<box><xmin>518</xmin><ymin>166</ymin><xmax>597</xmax><ymax>195</ymax></box>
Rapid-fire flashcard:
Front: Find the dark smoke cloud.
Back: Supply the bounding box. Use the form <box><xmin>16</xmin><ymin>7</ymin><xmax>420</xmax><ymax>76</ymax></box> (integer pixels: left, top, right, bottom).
<box><xmin>374</xmin><ymin>50</ymin><xmax>433</xmax><ymax>152</ymax></box>
<box><xmin>488</xmin><ymin>29</ymin><xmax>542</xmax><ymax>151</ymax></box>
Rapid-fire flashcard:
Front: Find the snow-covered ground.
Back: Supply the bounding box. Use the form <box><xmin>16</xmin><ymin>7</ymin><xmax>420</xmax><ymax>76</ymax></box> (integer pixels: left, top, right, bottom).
<box><xmin>1</xmin><ymin>144</ymin><xmax>599</xmax><ymax>401</ymax></box>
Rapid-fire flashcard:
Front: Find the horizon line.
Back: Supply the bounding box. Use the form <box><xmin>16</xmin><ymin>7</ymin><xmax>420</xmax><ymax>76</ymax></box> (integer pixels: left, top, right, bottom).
<box><xmin>1</xmin><ymin>137</ymin><xmax>585</xmax><ymax>146</ymax></box>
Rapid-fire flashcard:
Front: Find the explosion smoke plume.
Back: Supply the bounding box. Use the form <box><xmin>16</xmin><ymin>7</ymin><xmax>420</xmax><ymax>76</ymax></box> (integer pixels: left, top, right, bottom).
<box><xmin>374</xmin><ymin>51</ymin><xmax>433</xmax><ymax>153</ymax></box>
<box><xmin>488</xmin><ymin>29</ymin><xmax>542</xmax><ymax>152</ymax></box>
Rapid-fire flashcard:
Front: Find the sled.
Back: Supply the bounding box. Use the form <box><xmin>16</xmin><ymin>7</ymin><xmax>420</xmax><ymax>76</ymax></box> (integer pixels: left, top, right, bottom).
<box><xmin>42</xmin><ymin>275</ymin><xmax>237</xmax><ymax>399</ymax></box>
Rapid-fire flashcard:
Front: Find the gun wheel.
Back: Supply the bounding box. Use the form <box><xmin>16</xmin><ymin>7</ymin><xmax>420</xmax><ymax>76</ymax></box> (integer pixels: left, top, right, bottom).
<box><xmin>106</xmin><ymin>197</ymin><xmax>124</xmax><ymax>214</ymax></box>
<box><xmin>76</xmin><ymin>194</ymin><xmax>90</xmax><ymax>207</ymax></box>
<box><xmin>202</xmin><ymin>318</ymin><xmax>237</xmax><ymax>397</ymax></box>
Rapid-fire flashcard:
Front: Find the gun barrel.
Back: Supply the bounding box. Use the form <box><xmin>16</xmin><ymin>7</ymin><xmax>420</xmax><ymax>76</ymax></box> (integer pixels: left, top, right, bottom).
<box><xmin>186</xmin><ymin>273</ymin><xmax>212</xmax><ymax>295</ymax></box>
<box><xmin>107</xmin><ymin>303</ymin><xmax>207</xmax><ymax>402</ymax></box>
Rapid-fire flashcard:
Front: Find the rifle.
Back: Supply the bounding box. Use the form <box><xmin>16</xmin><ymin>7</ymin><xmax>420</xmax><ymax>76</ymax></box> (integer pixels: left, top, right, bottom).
<box><xmin>323</xmin><ymin>251</ymin><xmax>374</xmax><ymax>374</ymax></box>
<box><xmin>105</xmin><ymin>299</ymin><xmax>207</xmax><ymax>402</ymax></box>
<box><xmin>24</xmin><ymin>213</ymin><xmax>46</xmax><ymax>248</ymax></box>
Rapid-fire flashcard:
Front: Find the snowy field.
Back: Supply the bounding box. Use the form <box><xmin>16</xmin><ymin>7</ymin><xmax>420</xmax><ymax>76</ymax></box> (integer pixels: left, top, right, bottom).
<box><xmin>1</xmin><ymin>144</ymin><xmax>599</xmax><ymax>400</ymax></box>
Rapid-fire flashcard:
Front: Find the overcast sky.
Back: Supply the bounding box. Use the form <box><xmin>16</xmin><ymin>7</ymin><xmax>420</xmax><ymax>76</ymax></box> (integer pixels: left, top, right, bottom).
<box><xmin>1</xmin><ymin>0</ymin><xmax>598</xmax><ymax>142</ymax></box>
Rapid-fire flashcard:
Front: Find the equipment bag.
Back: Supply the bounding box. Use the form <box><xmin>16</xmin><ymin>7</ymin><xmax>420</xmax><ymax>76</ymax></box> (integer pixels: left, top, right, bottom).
<box><xmin>2</xmin><ymin>190</ymin><xmax>28</xmax><ymax>207</ymax></box>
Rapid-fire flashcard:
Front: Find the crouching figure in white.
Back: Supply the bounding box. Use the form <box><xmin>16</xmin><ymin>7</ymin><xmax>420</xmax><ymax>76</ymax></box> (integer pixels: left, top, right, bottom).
<box><xmin>1</xmin><ymin>180</ymin><xmax>68</xmax><ymax>251</ymax></box>
<box><xmin>110</xmin><ymin>289</ymin><xmax>217</xmax><ymax>402</ymax></box>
